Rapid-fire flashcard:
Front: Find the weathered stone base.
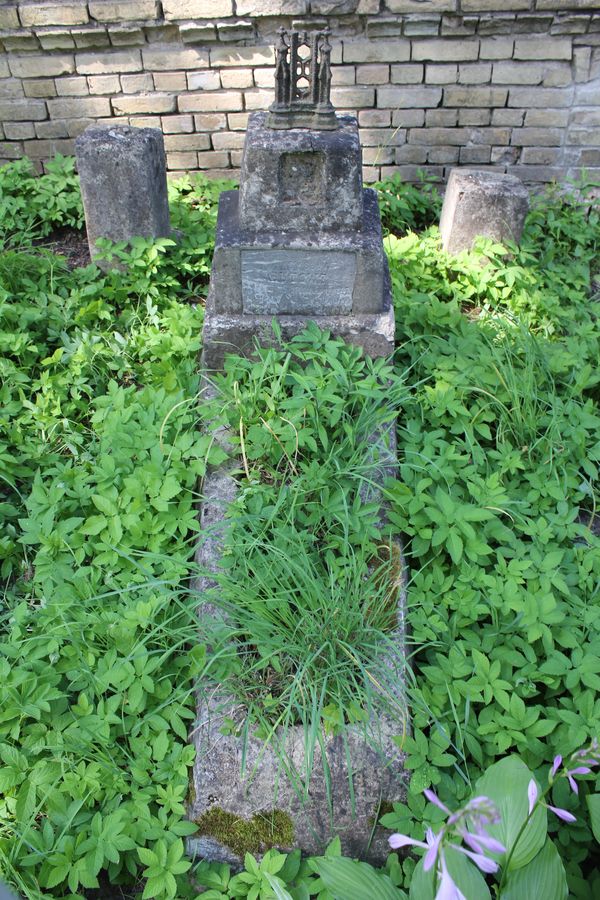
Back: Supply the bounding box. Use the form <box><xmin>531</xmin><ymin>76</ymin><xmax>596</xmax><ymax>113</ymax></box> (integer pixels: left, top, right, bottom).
<box><xmin>201</xmin><ymin>274</ymin><xmax>395</xmax><ymax>371</ymax></box>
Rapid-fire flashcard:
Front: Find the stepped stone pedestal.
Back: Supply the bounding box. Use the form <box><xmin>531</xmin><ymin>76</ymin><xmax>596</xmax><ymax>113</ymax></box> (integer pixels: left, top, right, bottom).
<box><xmin>191</xmin><ymin>28</ymin><xmax>407</xmax><ymax>868</ymax></box>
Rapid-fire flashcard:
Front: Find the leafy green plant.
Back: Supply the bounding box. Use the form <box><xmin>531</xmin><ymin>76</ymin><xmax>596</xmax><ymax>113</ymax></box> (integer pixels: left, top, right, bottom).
<box><xmin>375</xmin><ymin>171</ymin><xmax>442</xmax><ymax>236</ymax></box>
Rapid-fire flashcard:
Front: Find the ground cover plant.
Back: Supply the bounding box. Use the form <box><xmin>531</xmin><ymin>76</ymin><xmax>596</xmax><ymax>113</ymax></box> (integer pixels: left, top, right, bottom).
<box><xmin>0</xmin><ymin>157</ymin><xmax>599</xmax><ymax>899</ymax></box>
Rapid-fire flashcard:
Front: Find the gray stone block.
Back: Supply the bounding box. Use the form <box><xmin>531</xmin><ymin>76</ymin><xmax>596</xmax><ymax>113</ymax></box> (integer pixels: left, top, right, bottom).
<box><xmin>211</xmin><ymin>189</ymin><xmax>387</xmax><ymax>316</ymax></box>
<box><xmin>439</xmin><ymin>167</ymin><xmax>530</xmax><ymax>254</ymax></box>
<box><xmin>239</xmin><ymin>112</ymin><xmax>363</xmax><ymax>234</ymax></box>
<box><xmin>75</xmin><ymin>124</ymin><xmax>171</xmax><ymax>269</ymax></box>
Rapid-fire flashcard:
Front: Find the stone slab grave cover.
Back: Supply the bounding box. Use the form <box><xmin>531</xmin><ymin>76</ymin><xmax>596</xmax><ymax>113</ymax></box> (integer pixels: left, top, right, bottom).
<box><xmin>190</xmin><ymin>28</ymin><xmax>407</xmax><ymax>866</ymax></box>
<box><xmin>75</xmin><ymin>125</ymin><xmax>172</xmax><ymax>271</ymax></box>
<box><xmin>440</xmin><ymin>168</ymin><xmax>530</xmax><ymax>255</ymax></box>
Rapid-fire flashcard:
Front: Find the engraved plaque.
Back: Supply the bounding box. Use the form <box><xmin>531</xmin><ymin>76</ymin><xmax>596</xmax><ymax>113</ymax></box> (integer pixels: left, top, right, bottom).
<box><xmin>241</xmin><ymin>249</ymin><xmax>356</xmax><ymax>315</ymax></box>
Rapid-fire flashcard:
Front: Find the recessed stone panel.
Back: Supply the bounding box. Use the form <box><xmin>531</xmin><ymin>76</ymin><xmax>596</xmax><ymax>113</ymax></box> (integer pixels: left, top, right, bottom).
<box><xmin>241</xmin><ymin>248</ymin><xmax>356</xmax><ymax>315</ymax></box>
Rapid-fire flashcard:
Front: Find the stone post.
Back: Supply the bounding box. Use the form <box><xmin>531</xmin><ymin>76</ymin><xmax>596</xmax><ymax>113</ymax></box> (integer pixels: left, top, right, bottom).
<box><xmin>439</xmin><ymin>168</ymin><xmax>530</xmax><ymax>255</ymax></box>
<box><xmin>75</xmin><ymin>125</ymin><xmax>171</xmax><ymax>270</ymax></box>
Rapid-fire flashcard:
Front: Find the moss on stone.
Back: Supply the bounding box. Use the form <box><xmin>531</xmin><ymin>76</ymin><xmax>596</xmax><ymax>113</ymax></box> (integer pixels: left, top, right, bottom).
<box><xmin>194</xmin><ymin>806</ymin><xmax>295</xmax><ymax>858</ymax></box>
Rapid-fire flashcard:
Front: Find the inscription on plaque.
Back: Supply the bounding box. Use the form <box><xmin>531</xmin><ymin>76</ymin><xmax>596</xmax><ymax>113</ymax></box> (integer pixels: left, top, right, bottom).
<box><xmin>241</xmin><ymin>249</ymin><xmax>356</xmax><ymax>315</ymax></box>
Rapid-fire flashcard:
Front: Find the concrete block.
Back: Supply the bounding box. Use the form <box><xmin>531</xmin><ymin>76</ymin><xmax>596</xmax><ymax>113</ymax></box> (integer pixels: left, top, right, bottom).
<box><xmin>439</xmin><ymin>168</ymin><xmax>530</xmax><ymax>253</ymax></box>
<box><xmin>75</xmin><ymin>125</ymin><xmax>171</xmax><ymax>267</ymax></box>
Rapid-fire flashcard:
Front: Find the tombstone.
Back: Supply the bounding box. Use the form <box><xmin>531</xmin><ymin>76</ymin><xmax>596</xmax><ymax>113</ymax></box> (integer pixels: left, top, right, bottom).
<box><xmin>439</xmin><ymin>168</ymin><xmax>530</xmax><ymax>255</ymax></box>
<box><xmin>201</xmin><ymin>27</ymin><xmax>395</xmax><ymax>370</ymax></box>
<box><xmin>75</xmin><ymin>125</ymin><xmax>172</xmax><ymax>271</ymax></box>
<box><xmin>189</xmin><ymin>29</ymin><xmax>408</xmax><ymax>868</ymax></box>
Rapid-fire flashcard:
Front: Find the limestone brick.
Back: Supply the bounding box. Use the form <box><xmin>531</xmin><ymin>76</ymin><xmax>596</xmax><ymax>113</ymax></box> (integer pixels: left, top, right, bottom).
<box><xmin>492</xmin><ymin>62</ymin><xmax>544</xmax><ymax>84</ymax></box>
<box><xmin>428</xmin><ymin>146</ymin><xmax>459</xmax><ymax>163</ymax></box>
<box><xmin>56</xmin><ymin>76</ymin><xmax>88</xmax><ymax>96</ymax></box>
<box><xmin>89</xmin><ymin>1</ymin><xmax>159</xmax><ymax>21</ymax></box>
<box><xmin>412</xmin><ymin>39</ymin><xmax>479</xmax><ymax>61</ymax></box>
<box><xmin>243</xmin><ymin>88</ymin><xmax>272</xmax><ymax>110</ymax></box>
<box><xmin>167</xmin><ymin>151</ymin><xmax>198</xmax><ymax>169</ymax></box>
<box><xmin>24</xmin><ymin>78</ymin><xmax>57</xmax><ymax>97</ymax></box>
<box><xmin>441</xmin><ymin>14</ymin><xmax>478</xmax><ymax>36</ymax></box>
<box><xmin>521</xmin><ymin>147</ymin><xmax>562</xmax><ymax>164</ymax></box>
<box><xmin>76</xmin><ymin>50</ymin><xmax>142</xmax><ymax>74</ymax></box>
<box><xmin>211</xmin><ymin>131</ymin><xmax>246</xmax><ymax>150</ymax></box>
<box><xmin>331</xmin><ymin>67</ymin><xmax>355</xmax><ymax>85</ymax></box>
<box><xmin>343</xmin><ymin>40</ymin><xmax>410</xmax><ymax>63</ymax></box>
<box><xmin>386</xmin><ymin>0</ymin><xmax>453</xmax><ymax>10</ymax></box>
<box><xmin>356</xmin><ymin>64</ymin><xmax>390</xmax><ymax>84</ymax></box>
<box><xmin>395</xmin><ymin>144</ymin><xmax>428</xmax><ymax>162</ymax></box>
<box><xmin>403</xmin><ymin>16</ymin><xmax>441</xmax><ymax>37</ymax></box>
<box><xmin>179</xmin><ymin>24</ymin><xmax>217</xmax><ymax>43</ymax></box>
<box><xmin>25</xmin><ymin>137</ymin><xmax>75</xmax><ymax>158</ymax></box>
<box><xmin>197</xmin><ymin>150</ymin><xmax>229</xmax><ymax>167</ymax></box>
<box><xmin>479</xmin><ymin>37</ymin><xmax>515</xmax><ymax>59</ymax></box>
<box><xmin>363</xmin><ymin>145</ymin><xmax>394</xmax><ymax>164</ymax></box>
<box><xmin>4</xmin><ymin>121</ymin><xmax>36</xmax><ymax>139</ymax></box>
<box><xmin>511</xmin><ymin>126</ymin><xmax>562</xmax><ymax>145</ymax></box>
<box><xmin>0</xmin><ymin>7</ymin><xmax>19</xmax><ymax>27</ymax></box>
<box><xmin>19</xmin><ymin>3</ymin><xmax>89</xmax><ymax>27</ymax></box>
<box><xmin>366</xmin><ymin>18</ymin><xmax>402</xmax><ymax>39</ymax></box>
<box><xmin>444</xmin><ymin>86</ymin><xmax>507</xmax><ymax>106</ymax></box>
<box><xmin>359</xmin><ymin>108</ymin><xmax>392</xmax><ymax>126</ymax></box>
<box><xmin>163</xmin><ymin>0</ymin><xmax>234</xmax><ymax>18</ymax></box>
<box><xmin>0</xmin><ymin>98</ymin><xmax>47</xmax><ymax>120</ymax></box>
<box><xmin>164</xmin><ymin>133</ymin><xmax>211</xmax><ymax>151</ymax></box>
<box><xmin>153</xmin><ymin>72</ymin><xmax>187</xmax><ymax>92</ymax></box>
<box><xmin>143</xmin><ymin>47</ymin><xmax>209</xmax><ymax>71</ymax></box>
<box><xmin>392</xmin><ymin>108</ymin><xmax>426</xmax><ymax>126</ymax></box>
<box><xmin>537</xmin><ymin>0</ymin><xmax>598</xmax><ymax>8</ymax></box>
<box><xmin>236</xmin><ymin>0</ymin><xmax>307</xmax><ymax>14</ymax></box>
<box><xmin>426</xmin><ymin>108</ymin><xmax>458</xmax><ymax>126</ymax></box>
<box><xmin>550</xmin><ymin>14</ymin><xmax>589</xmax><ymax>35</ymax></box>
<box><xmin>179</xmin><ymin>91</ymin><xmax>242</xmax><ymax>112</ymax></box>
<box><xmin>210</xmin><ymin>46</ymin><xmax>275</xmax><ymax>67</ymax></box>
<box><xmin>161</xmin><ymin>114</ymin><xmax>194</xmax><ymax>133</ymax></box>
<box><xmin>66</xmin><ymin>117</ymin><xmax>94</xmax><ymax>137</ymax></box>
<box><xmin>390</xmin><ymin>64</ymin><xmax>424</xmax><ymax>84</ymax></box>
<box><xmin>10</xmin><ymin>55</ymin><xmax>74</xmax><ymax>78</ymax></box>
<box><xmin>492</xmin><ymin>108</ymin><xmax>524</xmax><ymax>126</ymax></box>
<box><xmin>217</xmin><ymin>21</ymin><xmax>255</xmax><ymax>42</ymax></box>
<box><xmin>513</xmin><ymin>38</ymin><xmax>572</xmax><ymax>60</ymax></box>
<box><xmin>226</xmin><ymin>112</ymin><xmax>249</xmax><ymax>130</ymax></box>
<box><xmin>461</xmin><ymin>0</ymin><xmax>527</xmax><ymax>9</ymax></box>
<box><xmin>0</xmin><ymin>60</ymin><xmax>9</xmax><ymax>79</ymax></box>
<box><xmin>37</xmin><ymin>29</ymin><xmax>76</xmax><ymax>50</ymax></box>
<box><xmin>188</xmin><ymin>71</ymin><xmax>221</xmax><ymax>91</ymax></box>
<box><xmin>357</xmin><ymin>0</ymin><xmax>381</xmax><ymax>13</ymax></box>
<box><xmin>458</xmin><ymin>108</ymin><xmax>491</xmax><ymax>125</ymax></box>
<box><xmin>112</xmin><ymin>93</ymin><xmax>176</xmax><ymax>115</ymax></box>
<box><xmin>220</xmin><ymin>68</ymin><xmax>255</xmax><ymax>89</ymax></box>
<box><xmin>72</xmin><ymin>27</ymin><xmax>110</xmax><ymax>49</ymax></box>
<box><xmin>330</xmin><ymin>86</ymin><xmax>375</xmax><ymax>107</ymax></box>
<box><xmin>508</xmin><ymin>86</ymin><xmax>574</xmax><ymax>107</ymax></box>
<box><xmin>109</xmin><ymin>26</ymin><xmax>145</xmax><ymax>47</ymax></box>
<box><xmin>121</xmin><ymin>73</ymin><xmax>153</xmax><ymax>92</ymax></box>
<box><xmin>425</xmin><ymin>64</ymin><xmax>457</xmax><ymax>84</ymax></box>
<box><xmin>197</xmin><ymin>112</ymin><xmax>228</xmax><ymax>130</ymax></box>
<box><xmin>0</xmin><ymin>78</ymin><xmax>24</xmax><ymax>98</ymax></box>
<box><xmin>458</xmin><ymin>63</ymin><xmax>492</xmax><ymax>84</ymax></box>
<box><xmin>543</xmin><ymin>64</ymin><xmax>571</xmax><ymax>88</ymax></box>
<box><xmin>378</xmin><ymin>85</ymin><xmax>442</xmax><ymax>107</ymax></box>
<box><xmin>459</xmin><ymin>146</ymin><xmax>492</xmax><ymax>163</ymax></box>
<box><xmin>88</xmin><ymin>74</ymin><xmax>120</xmax><ymax>93</ymax></box>
<box><xmin>0</xmin><ymin>141</ymin><xmax>25</xmax><ymax>159</ymax></box>
<box><xmin>253</xmin><ymin>68</ymin><xmax>278</xmax><ymax>88</ymax></box>
<box><xmin>359</xmin><ymin>126</ymin><xmax>404</xmax><ymax>145</ymax></box>
<box><xmin>47</xmin><ymin>96</ymin><xmax>111</xmax><ymax>117</ymax></box>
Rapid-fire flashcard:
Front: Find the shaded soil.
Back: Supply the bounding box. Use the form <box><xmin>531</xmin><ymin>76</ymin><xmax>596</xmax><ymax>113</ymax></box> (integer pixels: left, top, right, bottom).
<box><xmin>33</xmin><ymin>226</ymin><xmax>91</xmax><ymax>269</ymax></box>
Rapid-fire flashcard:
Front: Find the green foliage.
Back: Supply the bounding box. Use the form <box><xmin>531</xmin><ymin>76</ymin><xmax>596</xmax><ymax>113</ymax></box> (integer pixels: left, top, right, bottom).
<box><xmin>383</xmin><ymin>179</ymin><xmax>600</xmax><ymax>895</ymax></box>
<box><xmin>0</xmin><ymin>155</ymin><xmax>83</xmax><ymax>245</ymax></box>
<box><xmin>199</xmin><ymin>328</ymin><xmax>408</xmax><ymax>773</ymax></box>
<box><xmin>375</xmin><ymin>171</ymin><xmax>442</xmax><ymax>235</ymax></box>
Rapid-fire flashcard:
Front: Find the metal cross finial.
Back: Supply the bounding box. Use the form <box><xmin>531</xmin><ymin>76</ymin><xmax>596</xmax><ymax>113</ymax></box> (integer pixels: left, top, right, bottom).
<box><xmin>267</xmin><ymin>28</ymin><xmax>338</xmax><ymax>130</ymax></box>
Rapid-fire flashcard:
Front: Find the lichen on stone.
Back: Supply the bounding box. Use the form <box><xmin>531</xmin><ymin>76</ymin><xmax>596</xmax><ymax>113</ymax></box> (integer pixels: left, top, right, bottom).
<box><xmin>194</xmin><ymin>806</ymin><xmax>294</xmax><ymax>858</ymax></box>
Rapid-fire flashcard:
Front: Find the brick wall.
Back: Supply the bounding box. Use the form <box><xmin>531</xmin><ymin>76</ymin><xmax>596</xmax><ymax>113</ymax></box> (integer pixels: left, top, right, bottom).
<box><xmin>0</xmin><ymin>0</ymin><xmax>598</xmax><ymax>185</ymax></box>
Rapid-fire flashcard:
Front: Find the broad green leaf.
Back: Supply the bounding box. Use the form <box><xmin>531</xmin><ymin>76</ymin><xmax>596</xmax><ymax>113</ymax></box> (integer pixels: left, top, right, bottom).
<box><xmin>499</xmin><ymin>838</ymin><xmax>568</xmax><ymax>900</ymax></box>
<box><xmin>586</xmin><ymin>794</ymin><xmax>600</xmax><ymax>844</ymax></box>
<box><xmin>264</xmin><ymin>872</ymin><xmax>295</xmax><ymax>900</ymax></box>
<box><xmin>474</xmin><ymin>755</ymin><xmax>547</xmax><ymax>870</ymax></box>
<box><xmin>409</xmin><ymin>846</ymin><xmax>491</xmax><ymax>900</ymax></box>
<box><xmin>313</xmin><ymin>857</ymin><xmax>406</xmax><ymax>900</ymax></box>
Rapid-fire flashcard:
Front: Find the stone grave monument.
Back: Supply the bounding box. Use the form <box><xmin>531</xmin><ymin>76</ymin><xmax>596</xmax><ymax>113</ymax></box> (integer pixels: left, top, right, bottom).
<box><xmin>75</xmin><ymin>125</ymin><xmax>172</xmax><ymax>271</ymax></box>
<box><xmin>440</xmin><ymin>168</ymin><xmax>530</xmax><ymax>255</ymax></box>
<box><xmin>201</xmin><ymin>26</ymin><xmax>395</xmax><ymax>370</ymax></box>
<box><xmin>189</xmin><ymin>29</ymin><xmax>407</xmax><ymax>867</ymax></box>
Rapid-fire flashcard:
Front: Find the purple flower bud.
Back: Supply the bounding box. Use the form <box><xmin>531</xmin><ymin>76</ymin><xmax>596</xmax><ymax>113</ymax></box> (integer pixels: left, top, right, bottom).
<box><xmin>550</xmin><ymin>755</ymin><xmax>562</xmax><ymax>778</ymax></box>
<box><xmin>463</xmin><ymin>831</ymin><xmax>506</xmax><ymax>856</ymax></box>
<box><xmin>453</xmin><ymin>844</ymin><xmax>499</xmax><ymax>874</ymax></box>
<box><xmin>547</xmin><ymin>804</ymin><xmax>577</xmax><ymax>824</ymax></box>
<box><xmin>424</xmin><ymin>788</ymin><xmax>450</xmax><ymax>814</ymax></box>
<box><xmin>568</xmin><ymin>766</ymin><xmax>592</xmax><ymax>776</ymax></box>
<box><xmin>567</xmin><ymin>774</ymin><xmax>579</xmax><ymax>795</ymax></box>
<box><xmin>527</xmin><ymin>779</ymin><xmax>538</xmax><ymax>815</ymax></box>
